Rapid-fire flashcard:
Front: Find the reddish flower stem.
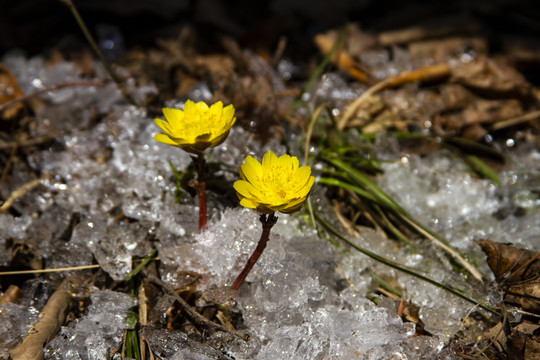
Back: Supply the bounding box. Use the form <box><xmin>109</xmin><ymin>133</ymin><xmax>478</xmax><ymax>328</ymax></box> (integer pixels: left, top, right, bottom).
<box><xmin>194</xmin><ymin>153</ymin><xmax>207</xmax><ymax>230</ymax></box>
<box><xmin>232</xmin><ymin>213</ymin><xmax>278</xmax><ymax>290</ymax></box>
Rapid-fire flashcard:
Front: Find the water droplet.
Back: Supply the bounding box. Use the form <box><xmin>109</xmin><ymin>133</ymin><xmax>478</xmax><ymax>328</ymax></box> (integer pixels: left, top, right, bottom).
<box><xmin>31</xmin><ymin>78</ymin><xmax>44</xmax><ymax>89</ymax></box>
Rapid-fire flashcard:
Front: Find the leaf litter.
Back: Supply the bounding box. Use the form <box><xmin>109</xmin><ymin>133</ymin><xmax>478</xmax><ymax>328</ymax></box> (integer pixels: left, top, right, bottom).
<box><xmin>0</xmin><ymin>2</ymin><xmax>540</xmax><ymax>359</ymax></box>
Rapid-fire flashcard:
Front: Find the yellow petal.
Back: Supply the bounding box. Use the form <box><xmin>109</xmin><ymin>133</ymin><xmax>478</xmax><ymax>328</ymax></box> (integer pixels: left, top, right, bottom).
<box><xmin>209</xmin><ymin>101</ymin><xmax>223</xmax><ymax>124</ymax></box>
<box><xmin>244</xmin><ymin>156</ymin><xmax>262</xmax><ymax>175</ymax></box>
<box><xmin>194</xmin><ymin>100</ymin><xmax>209</xmax><ymax>110</ymax></box>
<box><xmin>162</xmin><ymin>108</ymin><xmax>184</xmax><ymax>127</ymax></box>
<box><xmin>294</xmin><ymin>166</ymin><xmax>312</xmax><ymax>186</ymax></box>
<box><xmin>208</xmin><ymin>130</ymin><xmax>230</xmax><ymax>148</ymax></box>
<box><xmin>182</xmin><ymin>100</ymin><xmax>197</xmax><ymax>117</ymax></box>
<box><xmin>239</xmin><ymin>198</ymin><xmax>258</xmax><ymax>209</ymax></box>
<box><xmin>280</xmin><ymin>199</ymin><xmax>307</xmax><ymax>213</ymax></box>
<box><xmin>222</xmin><ymin>104</ymin><xmax>236</xmax><ymax>123</ymax></box>
<box><xmin>239</xmin><ymin>162</ymin><xmax>261</xmax><ymax>185</ymax></box>
<box><xmin>153</xmin><ymin>118</ymin><xmax>171</xmax><ymax>134</ymax></box>
<box><xmin>290</xmin><ymin>156</ymin><xmax>299</xmax><ymax>172</ymax></box>
<box><xmin>277</xmin><ymin>154</ymin><xmax>292</xmax><ymax>169</ymax></box>
<box><xmin>297</xmin><ymin>176</ymin><xmax>315</xmax><ymax>197</ymax></box>
<box><xmin>262</xmin><ymin>150</ymin><xmax>278</xmax><ymax>170</ymax></box>
<box><xmin>233</xmin><ymin>180</ymin><xmax>264</xmax><ymax>199</ymax></box>
<box><xmin>153</xmin><ymin>133</ymin><xmax>179</xmax><ymax>147</ymax></box>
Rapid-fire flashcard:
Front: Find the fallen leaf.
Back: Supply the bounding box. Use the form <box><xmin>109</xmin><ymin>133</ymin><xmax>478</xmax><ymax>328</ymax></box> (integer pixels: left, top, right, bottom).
<box><xmin>476</xmin><ymin>239</ymin><xmax>540</xmax><ymax>313</ymax></box>
<box><xmin>0</xmin><ymin>63</ymin><xmax>24</xmax><ymax>120</ymax></box>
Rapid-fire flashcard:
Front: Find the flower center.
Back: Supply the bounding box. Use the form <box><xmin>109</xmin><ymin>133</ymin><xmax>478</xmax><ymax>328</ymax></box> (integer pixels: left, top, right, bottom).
<box><xmin>260</xmin><ymin>165</ymin><xmax>294</xmax><ymax>200</ymax></box>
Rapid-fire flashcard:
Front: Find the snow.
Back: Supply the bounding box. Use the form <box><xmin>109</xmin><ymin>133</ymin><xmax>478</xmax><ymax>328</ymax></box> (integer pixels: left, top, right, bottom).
<box><xmin>1</xmin><ymin>52</ymin><xmax>539</xmax><ymax>359</ymax></box>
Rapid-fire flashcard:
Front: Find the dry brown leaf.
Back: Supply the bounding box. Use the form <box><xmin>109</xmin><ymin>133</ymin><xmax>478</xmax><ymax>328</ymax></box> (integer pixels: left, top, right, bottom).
<box><xmin>452</xmin><ymin>57</ymin><xmax>532</xmax><ymax>96</ymax></box>
<box><xmin>475</xmin><ymin>240</ymin><xmax>540</xmax><ymax>283</ymax></box>
<box><xmin>476</xmin><ymin>239</ymin><xmax>540</xmax><ymax>313</ymax></box>
<box><xmin>0</xmin><ymin>63</ymin><xmax>25</xmax><ymax>120</ymax></box>
<box><xmin>0</xmin><ymin>284</ymin><xmax>20</xmax><ymax>304</ymax></box>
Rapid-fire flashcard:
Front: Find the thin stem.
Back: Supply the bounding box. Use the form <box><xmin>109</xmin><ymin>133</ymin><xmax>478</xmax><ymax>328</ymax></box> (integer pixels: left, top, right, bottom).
<box><xmin>59</xmin><ymin>0</ymin><xmax>138</xmax><ymax>106</ymax></box>
<box><xmin>193</xmin><ymin>153</ymin><xmax>207</xmax><ymax>230</ymax></box>
<box><xmin>125</xmin><ymin>248</ymin><xmax>158</xmax><ymax>282</ymax></box>
<box><xmin>232</xmin><ymin>213</ymin><xmax>278</xmax><ymax>290</ymax></box>
<box><xmin>315</xmin><ymin>213</ymin><xmax>500</xmax><ymax>316</ymax></box>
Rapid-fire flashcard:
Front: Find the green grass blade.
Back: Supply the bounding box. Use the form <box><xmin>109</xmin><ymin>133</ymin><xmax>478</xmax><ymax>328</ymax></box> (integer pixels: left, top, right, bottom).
<box><xmin>465</xmin><ymin>155</ymin><xmax>501</xmax><ymax>186</ymax></box>
<box><xmin>318</xmin><ymin>177</ymin><xmax>377</xmax><ymax>202</ymax></box>
<box><xmin>320</xmin><ymin>154</ymin><xmax>483</xmax><ymax>281</ymax></box>
<box><xmin>125</xmin><ymin>248</ymin><xmax>158</xmax><ymax>282</ymax></box>
<box><xmin>315</xmin><ymin>213</ymin><xmax>499</xmax><ymax>316</ymax></box>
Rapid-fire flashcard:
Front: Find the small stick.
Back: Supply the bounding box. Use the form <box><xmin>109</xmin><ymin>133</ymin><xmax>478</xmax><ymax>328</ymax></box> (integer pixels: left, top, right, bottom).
<box><xmin>0</xmin><ymin>177</ymin><xmax>44</xmax><ymax>213</ymax></box>
<box><xmin>490</xmin><ymin>109</ymin><xmax>540</xmax><ymax>130</ymax></box>
<box><xmin>231</xmin><ymin>213</ymin><xmax>278</xmax><ymax>290</ymax></box>
<box><xmin>10</xmin><ymin>279</ymin><xmax>74</xmax><ymax>360</ymax></box>
<box><xmin>146</xmin><ymin>274</ymin><xmax>249</xmax><ymax>341</ymax></box>
<box><xmin>339</xmin><ymin>63</ymin><xmax>450</xmax><ymax>130</ymax></box>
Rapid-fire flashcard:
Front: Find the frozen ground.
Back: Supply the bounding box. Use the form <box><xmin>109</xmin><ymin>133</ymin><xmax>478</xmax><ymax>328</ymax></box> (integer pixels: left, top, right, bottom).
<box><xmin>1</xmin><ymin>51</ymin><xmax>539</xmax><ymax>359</ymax></box>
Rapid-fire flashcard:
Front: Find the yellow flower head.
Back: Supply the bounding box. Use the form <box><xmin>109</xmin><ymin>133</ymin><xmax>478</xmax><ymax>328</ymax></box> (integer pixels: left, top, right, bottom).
<box><xmin>153</xmin><ymin>100</ymin><xmax>236</xmax><ymax>153</ymax></box>
<box><xmin>234</xmin><ymin>150</ymin><xmax>315</xmax><ymax>214</ymax></box>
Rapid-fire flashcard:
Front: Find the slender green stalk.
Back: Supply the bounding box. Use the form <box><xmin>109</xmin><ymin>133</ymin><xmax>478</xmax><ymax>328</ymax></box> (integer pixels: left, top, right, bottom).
<box><xmin>123</xmin><ymin>311</ymin><xmax>141</xmax><ymax>360</ymax></box>
<box><xmin>320</xmin><ymin>155</ymin><xmax>483</xmax><ymax>281</ymax></box>
<box><xmin>59</xmin><ymin>0</ymin><xmax>138</xmax><ymax>106</ymax></box>
<box><xmin>315</xmin><ymin>214</ymin><xmax>500</xmax><ymax>316</ymax></box>
<box><xmin>125</xmin><ymin>248</ymin><xmax>158</xmax><ymax>282</ymax></box>
<box><xmin>465</xmin><ymin>155</ymin><xmax>501</xmax><ymax>186</ymax></box>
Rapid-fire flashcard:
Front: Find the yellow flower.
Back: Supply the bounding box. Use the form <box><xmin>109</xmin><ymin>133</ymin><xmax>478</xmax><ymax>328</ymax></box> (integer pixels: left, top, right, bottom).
<box><xmin>234</xmin><ymin>150</ymin><xmax>315</xmax><ymax>214</ymax></box>
<box><xmin>153</xmin><ymin>100</ymin><xmax>236</xmax><ymax>153</ymax></box>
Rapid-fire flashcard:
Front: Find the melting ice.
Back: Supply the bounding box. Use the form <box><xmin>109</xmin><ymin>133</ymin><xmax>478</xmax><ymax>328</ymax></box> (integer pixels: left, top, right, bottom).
<box><xmin>0</xmin><ymin>52</ymin><xmax>539</xmax><ymax>359</ymax></box>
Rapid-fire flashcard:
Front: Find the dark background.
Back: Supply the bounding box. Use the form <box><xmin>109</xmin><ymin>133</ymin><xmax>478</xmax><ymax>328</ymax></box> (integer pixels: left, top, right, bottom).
<box><xmin>2</xmin><ymin>0</ymin><xmax>540</xmax><ymax>59</ymax></box>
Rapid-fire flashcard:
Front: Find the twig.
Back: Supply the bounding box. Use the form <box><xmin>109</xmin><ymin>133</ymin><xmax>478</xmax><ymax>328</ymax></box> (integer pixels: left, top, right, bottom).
<box><xmin>10</xmin><ymin>278</ymin><xmax>74</xmax><ymax>360</ymax></box>
<box><xmin>338</xmin><ymin>63</ymin><xmax>450</xmax><ymax>130</ymax></box>
<box><xmin>0</xmin><ymin>177</ymin><xmax>45</xmax><ymax>213</ymax></box>
<box><xmin>490</xmin><ymin>109</ymin><xmax>540</xmax><ymax>130</ymax></box>
<box><xmin>146</xmin><ymin>274</ymin><xmax>249</xmax><ymax>341</ymax></box>
<box><xmin>58</xmin><ymin>0</ymin><xmax>138</xmax><ymax>106</ymax></box>
<box><xmin>0</xmin><ymin>257</ymin><xmax>159</xmax><ymax>276</ymax></box>
<box><xmin>0</xmin><ymin>264</ymin><xmax>100</xmax><ymax>276</ymax></box>
<box><xmin>0</xmin><ymin>80</ymin><xmax>105</xmax><ymax>113</ymax></box>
